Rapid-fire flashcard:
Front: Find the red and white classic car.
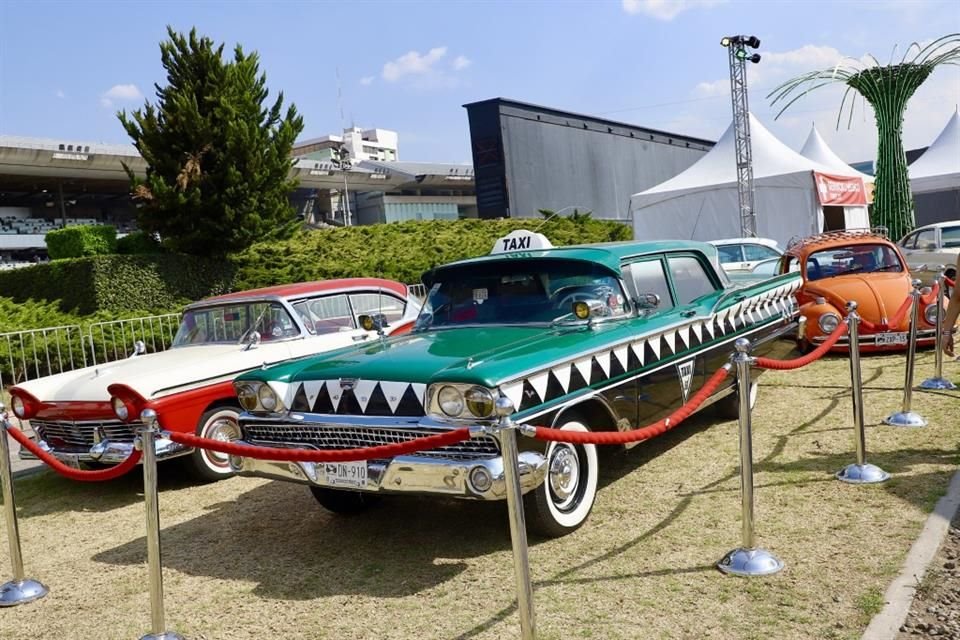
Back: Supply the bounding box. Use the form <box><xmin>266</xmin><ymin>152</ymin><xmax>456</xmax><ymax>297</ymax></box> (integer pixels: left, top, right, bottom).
<box><xmin>9</xmin><ymin>278</ymin><xmax>421</xmax><ymax>479</ymax></box>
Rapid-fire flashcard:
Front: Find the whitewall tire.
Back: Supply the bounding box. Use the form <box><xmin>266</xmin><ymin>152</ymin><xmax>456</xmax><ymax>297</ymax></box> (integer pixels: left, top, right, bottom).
<box><xmin>188</xmin><ymin>406</ymin><xmax>241</xmax><ymax>481</ymax></box>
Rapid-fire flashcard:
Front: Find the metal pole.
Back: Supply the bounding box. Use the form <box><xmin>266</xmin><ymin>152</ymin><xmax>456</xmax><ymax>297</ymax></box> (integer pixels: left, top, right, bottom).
<box><xmin>920</xmin><ymin>267</ymin><xmax>957</xmax><ymax>391</ymax></box>
<box><xmin>137</xmin><ymin>409</ymin><xmax>185</xmax><ymax>640</ymax></box>
<box><xmin>495</xmin><ymin>397</ymin><xmax>536</xmax><ymax>640</ymax></box>
<box><xmin>883</xmin><ymin>280</ymin><xmax>928</xmax><ymax>427</ymax></box>
<box><xmin>836</xmin><ymin>302</ymin><xmax>889</xmax><ymax>484</ymax></box>
<box><xmin>0</xmin><ymin>408</ymin><xmax>48</xmax><ymax>606</ymax></box>
<box><xmin>717</xmin><ymin>338</ymin><xmax>783</xmax><ymax>576</ymax></box>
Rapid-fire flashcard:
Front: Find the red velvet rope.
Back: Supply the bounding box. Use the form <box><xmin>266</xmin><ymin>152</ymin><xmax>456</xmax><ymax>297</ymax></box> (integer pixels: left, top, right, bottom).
<box><xmin>167</xmin><ymin>427</ymin><xmax>472</xmax><ymax>462</ymax></box>
<box><xmin>6</xmin><ymin>425</ymin><xmax>142</xmax><ymax>482</ymax></box>
<box><xmin>920</xmin><ymin>282</ymin><xmax>940</xmax><ymax>306</ymax></box>
<box><xmin>858</xmin><ymin>294</ymin><xmax>913</xmax><ymax>332</ymax></box>
<box><xmin>946</xmin><ymin>276</ymin><xmax>956</xmax><ymax>288</ymax></box>
<box><xmin>530</xmin><ymin>366</ymin><xmax>731</xmax><ymax>445</ymax></box>
<box><xmin>754</xmin><ymin>321</ymin><xmax>848</xmax><ymax>370</ymax></box>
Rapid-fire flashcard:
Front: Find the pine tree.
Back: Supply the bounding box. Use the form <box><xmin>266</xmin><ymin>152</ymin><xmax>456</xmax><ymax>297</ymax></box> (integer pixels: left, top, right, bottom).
<box><xmin>119</xmin><ymin>27</ymin><xmax>304</xmax><ymax>256</ymax></box>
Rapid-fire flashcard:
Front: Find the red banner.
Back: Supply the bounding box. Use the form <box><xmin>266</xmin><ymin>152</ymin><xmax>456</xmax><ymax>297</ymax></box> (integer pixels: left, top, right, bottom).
<box><xmin>813</xmin><ymin>172</ymin><xmax>868</xmax><ymax>206</ymax></box>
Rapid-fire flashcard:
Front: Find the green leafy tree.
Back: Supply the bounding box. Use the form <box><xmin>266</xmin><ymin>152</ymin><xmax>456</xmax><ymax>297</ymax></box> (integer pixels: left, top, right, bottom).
<box><xmin>119</xmin><ymin>27</ymin><xmax>304</xmax><ymax>256</ymax></box>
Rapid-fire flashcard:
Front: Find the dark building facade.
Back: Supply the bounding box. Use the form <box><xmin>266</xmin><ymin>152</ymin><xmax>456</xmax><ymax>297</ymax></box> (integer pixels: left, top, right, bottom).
<box><xmin>463</xmin><ymin>98</ymin><xmax>714</xmax><ymax>221</ymax></box>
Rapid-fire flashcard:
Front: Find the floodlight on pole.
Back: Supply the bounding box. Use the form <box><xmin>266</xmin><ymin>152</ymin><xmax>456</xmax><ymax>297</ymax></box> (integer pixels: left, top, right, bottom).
<box><xmin>721</xmin><ymin>34</ymin><xmax>762</xmax><ymax>238</ymax></box>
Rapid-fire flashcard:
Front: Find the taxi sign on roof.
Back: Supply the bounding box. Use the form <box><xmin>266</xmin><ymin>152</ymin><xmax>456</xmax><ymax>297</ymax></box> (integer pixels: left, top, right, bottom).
<box><xmin>491</xmin><ymin>229</ymin><xmax>554</xmax><ymax>255</ymax></box>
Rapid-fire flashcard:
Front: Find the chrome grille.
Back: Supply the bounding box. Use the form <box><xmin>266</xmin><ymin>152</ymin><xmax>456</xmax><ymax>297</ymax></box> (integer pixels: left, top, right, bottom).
<box><xmin>31</xmin><ymin>419</ymin><xmax>140</xmax><ymax>448</ymax></box>
<box><xmin>243</xmin><ymin>423</ymin><xmax>500</xmax><ymax>461</ymax></box>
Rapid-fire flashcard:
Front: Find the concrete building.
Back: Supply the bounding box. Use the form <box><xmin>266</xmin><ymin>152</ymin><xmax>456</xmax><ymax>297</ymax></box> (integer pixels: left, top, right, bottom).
<box><xmin>463</xmin><ymin>98</ymin><xmax>714</xmax><ymax>221</ymax></box>
<box><xmin>293</xmin><ymin>127</ymin><xmax>399</xmax><ymax>163</ymax></box>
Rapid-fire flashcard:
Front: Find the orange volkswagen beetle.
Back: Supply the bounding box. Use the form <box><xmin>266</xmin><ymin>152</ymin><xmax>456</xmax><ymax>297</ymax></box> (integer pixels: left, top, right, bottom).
<box><xmin>778</xmin><ymin>230</ymin><xmax>941</xmax><ymax>352</ymax></box>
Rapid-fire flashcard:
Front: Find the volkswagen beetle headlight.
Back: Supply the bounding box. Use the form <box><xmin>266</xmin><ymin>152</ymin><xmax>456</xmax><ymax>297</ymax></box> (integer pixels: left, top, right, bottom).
<box><xmin>465</xmin><ymin>386</ymin><xmax>495</xmax><ymax>418</ymax></box>
<box><xmin>257</xmin><ymin>384</ymin><xmax>280</xmax><ymax>412</ymax></box>
<box><xmin>818</xmin><ymin>312</ymin><xmax>841</xmax><ymax>334</ymax></box>
<box><xmin>438</xmin><ymin>385</ymin><xmax>464</xmax><ymax>417</ymax></box>
<box><xmin>111</xmin><ymin>396</ymin><xmax>129</xmax><ymax>421</ymax></box>
<box><xmin>236</xmin><ymin>383</ymin><xmax>259</xmax><ymax>412</ymax></box>
<box><xmin>924</xmin><ymin>303</ymin><xmax>939</xmax><ymax>325</ymax></box>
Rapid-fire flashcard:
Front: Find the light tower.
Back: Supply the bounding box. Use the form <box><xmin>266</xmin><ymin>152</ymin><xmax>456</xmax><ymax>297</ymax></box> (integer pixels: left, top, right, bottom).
<box><xmin>330</xmin><ymin>143</ymin><xmax>353</xmax><ymax>226</ymax></box>
<box><xmin>721</xmin><ymin>35</ymin><xmax>762</xmax><ymax>238</ymax></box>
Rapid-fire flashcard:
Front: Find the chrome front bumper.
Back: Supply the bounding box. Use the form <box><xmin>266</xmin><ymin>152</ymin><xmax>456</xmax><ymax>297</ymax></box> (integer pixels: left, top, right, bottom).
<box><xmin>18</xmin><ymin>437</ymin><xmax>191</xmax><ymax>467</ymax></box>
<box><xmin>230</xmin><ymin>444</ymin><xmax>548</xmax><ymax>501</ymax></box>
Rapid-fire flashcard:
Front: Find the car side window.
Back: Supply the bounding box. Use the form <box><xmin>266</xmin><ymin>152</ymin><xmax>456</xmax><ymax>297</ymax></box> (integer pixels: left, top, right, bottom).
<box><xmin>743</xmin><ymin>244</ymin><xmax>780</xmax><ymax>261</ymax></box>
<box><xmin>350</xmin><ymin>293</ymin><xmax>405</xmax><ymax>324</ymax></box>
<box><xmin>916</xmin><ymin>229</ymin><xmax>937</xmax><ymax>249</ymax></box>
<box><xmin>292</xmin><ymin>294</ymin><xmax>354</xmax><ymax>335</ymax></box>
<box><xmin>716</xmin><ymin>244</ymin><xmax>743</xmax><ymax>264</ymax></box>
<box><xmin>667</xmin><ymin>255</ymin><xmax>718</xmax><ymax>305</ymax></box>
<box><xmin>625</xmin><ymin>259</ymin><xmax>674</xmax><ymax>310</ymax></box>
<box><xmin>942</xmin><ymin>226</ymin><xmax>960</xmax><ymax>248</ymax></box>
<box><xmin>901</xmin><ymin>232</ymin><xmax>917</xmax><ymax>249</ymax></box>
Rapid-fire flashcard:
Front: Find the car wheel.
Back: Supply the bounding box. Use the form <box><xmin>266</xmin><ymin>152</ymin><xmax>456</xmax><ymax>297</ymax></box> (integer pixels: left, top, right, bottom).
<box><xmin>524</xmin><ymin>418</ymin><xmax>598</xmax><ymax>538</ymax></box>
<box><xmin>715</xmin><ymin>380</ymin><xmax>758</xmax><ymax>420</ymax></box>
<box><xmin>309</xmin><ymin>487</ymin><xmax>381</xmax><ymax>514</ymax></box>
<box><xmin>187</xmin><ymin>406</ymin><xmax>241</xmax><ymax>481</ymax></box>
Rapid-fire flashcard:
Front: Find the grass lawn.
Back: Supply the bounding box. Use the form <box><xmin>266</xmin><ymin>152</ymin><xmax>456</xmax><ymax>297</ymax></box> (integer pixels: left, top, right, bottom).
<box><xmin>1</xmin><ymin>350</ymin><xmax>958</xmax><ymax>640</ymax></box>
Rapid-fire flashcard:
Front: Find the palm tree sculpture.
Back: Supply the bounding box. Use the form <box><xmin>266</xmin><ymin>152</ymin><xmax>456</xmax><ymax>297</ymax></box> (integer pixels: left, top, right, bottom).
<box><xmin>768</xmin><ymin>34</ymin><xmax>960</xmax><ymax>241</ymax></box>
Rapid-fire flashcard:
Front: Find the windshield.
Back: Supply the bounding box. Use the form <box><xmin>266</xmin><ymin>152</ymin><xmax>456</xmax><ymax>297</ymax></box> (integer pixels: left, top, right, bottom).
<box><xmin>805</xmin><ymin>244</ymin><xmax>904</xmax><ymax>281</ymax></box>
<box><xmin>415</xmin><ymin>258</ymin><xmax>630</xmax><ymax>330</ymax></box>
<box><xmin>173</xmin><ymin>301</ymin><xmax>299</xmax><ymax>346</ymax></box>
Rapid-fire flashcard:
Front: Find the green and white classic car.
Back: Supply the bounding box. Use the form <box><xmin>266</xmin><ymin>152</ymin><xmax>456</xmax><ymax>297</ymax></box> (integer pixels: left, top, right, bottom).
<box><xmin>228</xmin><ymin>231</ymin><xmax>801</xmax><ymax>537</ymax></box>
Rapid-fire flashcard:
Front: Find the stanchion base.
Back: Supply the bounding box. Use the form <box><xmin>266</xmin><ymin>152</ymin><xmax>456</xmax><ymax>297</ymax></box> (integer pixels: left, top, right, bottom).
<box><xmin>139</xmin><ymin>632</ymin><xmax>186</xmax><ymax>640</ymax></box>
<box><xmin>882</xmin><ymin>411</ymin><xmax>928</xmax><ymax>427</ymax></box>
<box><xmin>0</xmin><ymin>578</ymin><xmax>48</xmax><ymax>607</ymax></box>
<box><xmin>716</xmin><ymin>547</ymin><xmax>784</xmax><ymax>577</ymax></box>
<box><xmin>835</xmin><ymin>463</ymin><xmax>890</xmax><ymax>484</ymax></box>
<box><xmin>918</xmin><ymin>377</ymin><xmax>957</xmax><ymax>391</ymax></box>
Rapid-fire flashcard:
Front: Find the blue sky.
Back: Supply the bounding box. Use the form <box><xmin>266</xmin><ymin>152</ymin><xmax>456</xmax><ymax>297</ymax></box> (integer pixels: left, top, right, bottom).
<box><xmin>1</xmin><ymin>0</ymin><xmax>958</xmax><ymax>164</ymax></box>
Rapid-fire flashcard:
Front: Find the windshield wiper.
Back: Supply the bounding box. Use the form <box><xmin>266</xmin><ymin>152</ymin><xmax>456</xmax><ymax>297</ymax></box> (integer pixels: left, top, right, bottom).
<box><xmin>873</xmin><ymin>264</ymin><xmax>902</xmax><ymax>272</ymax></box>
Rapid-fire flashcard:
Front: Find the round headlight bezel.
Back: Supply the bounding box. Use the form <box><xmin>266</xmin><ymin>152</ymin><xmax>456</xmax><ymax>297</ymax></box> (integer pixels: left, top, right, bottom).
<box><xmin>111</xmin><ymin>396</ymin><xmax>129</xmax><ymax>421</ymax></box>
<box><xmin>236</xmin><ymin>383</ymin><xmax>259</xmax><ymax>412</ymax></box>
<box><xmin>818</xmin><ymin>312</ymin><xmax>840</xmax><ymax>334</ymax></box>
<box><xmin>257</xmin><ymin>384</ymin><xmax>279</xmax><ymax>412</ymax></box>
<box><xmin>11</xmin><ymin>395</ymin><xmax>26</xmax><ymax>418</ymax></box>
<box><xmin>924</xmin><ymin>303</ymin><xmax>939</xmax><ymax>325</ymax></box>
<box><xmin>437</xmin><ymin>385</ymin><xmax>465</xmax><ymax>417</ymax></box>
<box><xmin>464</xmin><ymin>386</ymin><xmax>495</xmax><ymax>418</ymax></box>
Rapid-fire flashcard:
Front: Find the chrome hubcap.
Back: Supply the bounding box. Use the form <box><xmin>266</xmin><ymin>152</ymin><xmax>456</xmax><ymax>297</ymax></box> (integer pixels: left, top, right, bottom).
<box><xmin>549</xmin><ymin>446</ymin><xmax>580</xmax><ymax>507</ymax></box>
<box><xmin>204</xmin><ymin>417</ymin><xmax>240</xmax><ymax>467</ymax></box>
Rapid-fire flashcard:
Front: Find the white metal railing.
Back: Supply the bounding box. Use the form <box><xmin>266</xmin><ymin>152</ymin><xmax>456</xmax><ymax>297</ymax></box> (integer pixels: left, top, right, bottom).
<box><xmin>86</xmin><ymin>313</ymin><xmax>181</xmax><ymax>365</ymax></box>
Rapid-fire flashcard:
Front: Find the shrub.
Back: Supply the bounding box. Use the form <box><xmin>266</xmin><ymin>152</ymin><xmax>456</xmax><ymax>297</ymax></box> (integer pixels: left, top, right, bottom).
<box><xmin>231</xmin><ymin>218</ymin><xmax>632</xmax><ymax>289</ymax></box>
<box><xmin>45</xmin><ymin>225</ymin><xmax>117</xmax><ymax>259</ymax></box>
<box><xmin>116</xmin><ymin>231</ymin><xmax>161</xmax><ymax>255</ymax></box>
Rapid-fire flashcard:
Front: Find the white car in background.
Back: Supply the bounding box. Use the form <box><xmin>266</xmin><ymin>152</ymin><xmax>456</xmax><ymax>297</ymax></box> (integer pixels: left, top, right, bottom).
<box><xmin>898</xmin><ymin>221</ymin><xmax>960</xmax><ymax>280</ymax></box>
<box><xmin>709</xmin><ymin>238</ymin><xmax>783</xmax><ymax>273</ymax></box>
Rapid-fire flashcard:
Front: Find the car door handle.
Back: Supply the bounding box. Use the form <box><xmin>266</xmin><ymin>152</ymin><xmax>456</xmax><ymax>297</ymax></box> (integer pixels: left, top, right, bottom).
<box><xmin>352</xmin><ymin>334</ymin><xmax>370</xmax><ymax>342</ymax></box>
<box><xmin>681</xmin><ymin>309</ymin><xmax>697</xmax><ymax>318</ymax></box>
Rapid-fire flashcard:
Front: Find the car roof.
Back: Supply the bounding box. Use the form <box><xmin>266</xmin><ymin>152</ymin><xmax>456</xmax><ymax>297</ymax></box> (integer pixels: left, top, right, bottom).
<box><xmin>710</xmin><ymin>237</ymin><xmax>781</xmax><ymax>249</ymax></box>
<box><xmin>901</xmin><ymin>220</ymin><xmax>960</xmax><ymax>236</ymax></box>
<box><xmin>191</xmin><ymin>278</ymin><xmax>408</xmax><ymax>307</ymax></box>
<box><xmin>784</xmin><ymin>230</ymin><xmax>894</xmax><ymax>260</ymax></box>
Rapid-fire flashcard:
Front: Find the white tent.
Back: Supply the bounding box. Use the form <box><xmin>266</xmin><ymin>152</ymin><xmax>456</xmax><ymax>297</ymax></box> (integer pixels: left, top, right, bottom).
<box><xmin>910</xmin><ymin>109</ymin><xmax>960</xmax><ymax>195</ymax></box>
<box><xmin>800</xmin><ymin>124</ymin><xmax>874</xmax><ymax>183</ymax></box>
<box><xmin>629</xmin><ymin>114</ymin><xmax>870</xmax><ymax>246</ymax></box>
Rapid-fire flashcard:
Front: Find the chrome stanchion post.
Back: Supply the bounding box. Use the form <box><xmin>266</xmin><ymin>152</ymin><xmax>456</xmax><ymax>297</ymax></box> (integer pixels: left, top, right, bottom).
<box><xmin>0</xmin><ymin>406</ymin><xmax>48</xmax><ymax>606</ymax></box>
<box><xmin>883</xmin><ymin>280</ymin><xmax>928</xmax><ymax>427</ymax></box>
<box><xmin>717</xmin><ymin>338</ymin><xmax>783</xmax><ymax>577</ymax></box>
<box><xmin>137</xmin><ymin>409</ymin><xmax>185</xmax><ymax>640</ymax></box>
<box><xmin>836</xmin><ymin>303</ymin><xmax>890</xmax><ymax>484</ymax></box>
<box><xmin>495</xmin><ymin>397</ymin><xmax>536</xmax><ymax>640</ymax></box>
<box><xmin>920</xmin><ymin>266</ymin><xmax>957</xmax><ymax>391</ymax></box>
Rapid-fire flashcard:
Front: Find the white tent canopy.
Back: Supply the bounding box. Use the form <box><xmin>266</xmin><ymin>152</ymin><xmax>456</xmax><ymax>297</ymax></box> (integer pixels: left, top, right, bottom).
<box><xmin>800</xmin><ymin>124</ymin><xmax>874</xmax><ymax>183</ymax></box>
<box><xmin>910</xmin><ymin>109</ymin><xmax>960</xmax><ymax>195</ymax></box>
<box><xmin>629</xmin><ymin>113</ymin><xmax>869</xmax><ymax>247</ymax></box>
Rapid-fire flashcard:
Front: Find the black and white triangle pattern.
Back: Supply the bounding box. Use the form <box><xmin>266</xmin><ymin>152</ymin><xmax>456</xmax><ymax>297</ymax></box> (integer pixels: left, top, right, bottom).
<box><xmin>500</xmin><ymin>280</ymin><xmax>800</xmax><ymax>410</ymax></box>
<box><xmin>285</xmin><ymin>379</ymin><xmax>427</xmax><ymax>417</ymax></box>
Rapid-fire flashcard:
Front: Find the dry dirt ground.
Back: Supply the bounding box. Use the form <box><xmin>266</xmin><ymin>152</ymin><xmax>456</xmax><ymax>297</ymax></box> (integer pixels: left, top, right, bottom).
<box><xmin>897</xmin><ymin>512</ymin><xmax>960</xmax><ymax>639</ymax></box>
<box><xmin>1</xmin><ymin>350</ymin><xmax>958</xmax><ymax>640</ymax></box>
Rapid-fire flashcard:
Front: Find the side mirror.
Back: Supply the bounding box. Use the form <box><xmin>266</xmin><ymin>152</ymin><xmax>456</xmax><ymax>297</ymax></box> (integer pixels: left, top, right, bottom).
<box><xmin>635</xmin><ymin>293</ymin><xmax>661</xmax><ymax>310</ymax></box>
<box><xmin>129</xmin><ymin>340</ymin><xmax>147</xmax><ymax>358</ymax></box>
<box><xmin>244</xmin><ymin>330</ymin><xmax>261</xmax><ymax>351</ymax></box>
<box><xmin>359</xmin><ymin>313</ymin><xmax>388</xmax><ymax>334</ymax></box>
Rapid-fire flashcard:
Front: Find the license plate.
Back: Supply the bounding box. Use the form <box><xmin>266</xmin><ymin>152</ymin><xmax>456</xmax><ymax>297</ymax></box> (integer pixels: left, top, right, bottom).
<box><xmin>323</xmin><ymin>461</ymin><xmax>367</xmax><ymax>488</ymax></box>
<box><xmin>875</xmin><ymin>332</ymin><xmax>908</xmax><ymax>346</ymax></box>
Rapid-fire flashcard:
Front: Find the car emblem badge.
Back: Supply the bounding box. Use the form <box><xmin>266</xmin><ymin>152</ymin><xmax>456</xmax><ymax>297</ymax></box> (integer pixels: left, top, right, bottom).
<box><xmin>339</xmin><ymin>378</ymin><xmax>357</xmax><ymax>391</ymax></box>
<box><xmin>677</xmin><ymin>360</ymin><xmax>695</xmax><ymax>403</ymax></box>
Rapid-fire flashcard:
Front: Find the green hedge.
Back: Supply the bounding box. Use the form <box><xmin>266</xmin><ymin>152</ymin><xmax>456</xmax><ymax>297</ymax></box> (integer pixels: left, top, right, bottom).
<box><xmin>45</xmin><ymin>225</ymin><xmax>117</xmax><ymax>259</ymax></box>
<box><xmin>231</xmin><ymin>218</ymin><xmax>632</xmax><ymax>289</ymax></box>
<box><xmin>116</xmin><ymin>231</ymin><xmax>161</xmax><ymax>255</ymax></box>
<box><xmin>0</xmin><ymin>254</ymin><xmax>234</xmax><ymax>315</ymax></box>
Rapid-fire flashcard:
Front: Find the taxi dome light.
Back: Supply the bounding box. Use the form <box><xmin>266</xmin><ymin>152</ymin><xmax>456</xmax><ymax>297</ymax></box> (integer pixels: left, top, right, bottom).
<box><xmin>490</xmin><ymin>230</ymin><xmax>554</xmax><ymax>255</ymax></box>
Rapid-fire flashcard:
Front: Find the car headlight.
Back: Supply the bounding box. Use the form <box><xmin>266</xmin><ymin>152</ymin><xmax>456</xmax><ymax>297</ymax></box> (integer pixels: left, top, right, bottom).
<box><xmin>111</xmin><ymin>396</ymin><xmax>129</xmax><ymax>421</ymax></box>
<box><xmin>464</xmin><ymin>386</ymin><xmax>495</xmax><ymax>418</ymax></box>
<box><xmin>11</xmin><ymin>395</ymin><xmax>26</xmax><ymax>418</ymax></box>
<box><xmin>924</xmin><ymin>303</ymin><xmax>939</xmax><ymax>325</ymax></box>
<box><xmin>437</xmin><ymin>385</ymin><xmax>464</xmax><ymax>417</ymax></box>
<box><xmin>257</xmin><ymin>384</ymin><xmax>280</xmax><ymax>412</ymax></box>
<box><xmin>236</xmin><ymin>383</ymin><xmax>259</xmax><ymax>412</ymax></box>
<box><xmin>819</xmin><ymin>312</ymin><xmax>841</xmax><ymax>334</ymax></box>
